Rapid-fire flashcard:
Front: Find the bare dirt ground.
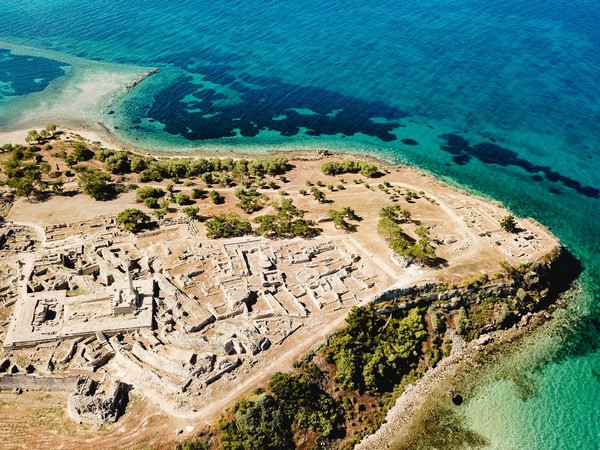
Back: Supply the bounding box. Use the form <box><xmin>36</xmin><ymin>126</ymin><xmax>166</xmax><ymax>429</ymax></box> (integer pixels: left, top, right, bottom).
<box><xmin>0</xmin><ymin>390</ymin><xmax>186</xmax><ymax>450</ymax></box>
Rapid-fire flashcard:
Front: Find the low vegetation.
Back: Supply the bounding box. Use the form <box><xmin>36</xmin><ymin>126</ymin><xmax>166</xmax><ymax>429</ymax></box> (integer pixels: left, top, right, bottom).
<box><xmin>235</xmin><ymin>187</ymin><xmax>267</xmax><ymax>213</ymax></box>
<box><xmin>500</xmin><ymin>215</ymin><xmax>519</xmax><ymax>233</ymax></box>
<box><xmin>0</xmin><ymin>144</ymin><xmax>50</xmax><ymax>198</ymax></box>
<box><xmin>321</xmin><ymin>160</ymin><xmax>382</xmax><ymax>178</ymax></box>
<box><xmin>254</xmin><ymin>198</ymin><xmax>320</xmax><ymax>238</ymax></box>
<box><xmin>205</xmin><ymin>214</ymin><xmax>252</xmax><ymax>239</ymax></box>
<box><xmin>115</xmin><ymin>208</ymin><xmax>152</xmax><ymax>233</ymax></box>
<box><xmin>377</xmin><ymin>205</ymin><xmax>437</xmax><ymax>266</ymax></box>
<box><xmin>327</xmin><ymin>207</ymin><xmax>361</xmax><ymax>232</ymax></box>
<box><xmin>76</xmin><ymin>166</ymin><xmax>122</xmax><ymax>201</ymax></box>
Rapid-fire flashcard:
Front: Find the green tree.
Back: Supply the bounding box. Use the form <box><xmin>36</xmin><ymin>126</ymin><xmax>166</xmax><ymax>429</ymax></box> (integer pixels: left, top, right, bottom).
<box><xmin>500</xmin><ymin>215</ymin><xmax>518</xmax><ymax>233</ymax></box>
<box><xmin>136</xmin><ymin>186</ymin><xmax>164</xmax><ymax>201</ymax></box>
<box><xmin>78</xmin><ymin>167</ymin><xmax>115</xmax><ymax>200</ymax></box>
<box><xmin>205</xmin><ymin>214</ymin><xmax>252</xmax><ymax>238</ymax></box>
<box><xmin>254</xmin><ymin>199</ymin><xmax>320</xmax><ymax>238</ymax></box>
<box><xmin>45</xmin><ymin>123</ymin><xmax>57</xmax><ymax>136</ymax></box>
<box><xmin>182</xmin><ymin>205</ymin><xmax>200</xmax><ymax>219</ymax></box>
<box><xmin>174</xmin><ymin>192</ymin><xmax>193</xmax><ymax>205</ymax></box>
<box><xmin>210</xmin><ymin>190</ymin><xmax>225</xmax><ymax>205</ymax></box>
<box><xmin>219</xmin><ymin>393</ymin><xmax>293</xmax><ymax>450</ymax></box>
<box><xmin>191</xmin><ymin>187</ymin><xmax>208</xmax><ymax>199</ymax></box>
<box><xmin>235</xmin><ymin>188</ymin><xmax>265</xmax><ymax>213</ymax></box>
<box><xmin>328</xmin><ymin>209</ymin><xmax>354</xmax><ymax>232</ymax></box>
<box><xmin>104</xmin><ymin>152</ymin><xmax>131</xmax><ymax>174</ymax></box>
<box><xmin>310</xmin><ymin>187</ymin><xmax>328</xmax><ymax>203</ymax></box>
<box><xmin>268</xmin><ymin>372</ymin><xmax>344</xmax><ymax>438</ymax></box>
<box><xmin>116</xmin><ymin>208</ymin><xmax>152</xmax><ymax>233</ymax></box>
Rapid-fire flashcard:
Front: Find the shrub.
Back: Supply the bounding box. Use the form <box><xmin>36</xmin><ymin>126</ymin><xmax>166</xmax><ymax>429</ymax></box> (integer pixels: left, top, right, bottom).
<box><xmin>205</xmin><ymin>214</ymin><xmax>252</xmax><ymax>238</ymax></box>
<box><xmin>191</xmin><ymin>187</ymin><xmax>208</xmax><ymax>199</ymax></box>
<box><xmin>136</xmin><ymin>186</ymin><xmax>164</xmax><ymax>201</ymax></box>
<box><xmin>144</xmin><ymin>197</ymin><xmax>159</xmax><ymax>209</ymax></box>
<box><xmin>116</xmin><ymin>208</ymin><xmax>152</xmax><ymax>233</ymax></box>
<box><xmin>210</xmin><ymin>190</ymin><xmax>225</xmax><ymax>205</ymax></box>
<box><xmin>182</xmin><ymin>205</ymin><xmax>200</xmax><ymax>218</ymax></box>
<box><xmin>174</xmin><ymin>193</ymin><xmax>193</xmax><ymax>205</ymax></box>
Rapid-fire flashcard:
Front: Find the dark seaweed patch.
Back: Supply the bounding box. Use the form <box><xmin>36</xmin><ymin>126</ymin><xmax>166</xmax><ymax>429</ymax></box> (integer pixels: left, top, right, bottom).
<box><xmin>0</xmin><ymin>49</ymin><xmax>67</xmax><ymax>97</ymax></box>
<box><xmin>439</xmin><ymin>134</ymin><xmax>599</xmax><ymax>199</ymax></box>
<box><xmin>146</xmin><ymin>60</ymin><xmax>407</xmax><ymax>142</ymax></box>
<box><xmin>401</xmin><ymin>138</ymin><xmax>419</xmax><ymax>146</ymax></box>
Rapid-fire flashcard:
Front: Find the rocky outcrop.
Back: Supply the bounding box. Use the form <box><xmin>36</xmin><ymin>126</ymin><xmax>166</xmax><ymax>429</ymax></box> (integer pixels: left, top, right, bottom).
<box><xmin>67</xmin><ymin>376</ymin><xmax>129</xmax><ymax>424</ymax></box>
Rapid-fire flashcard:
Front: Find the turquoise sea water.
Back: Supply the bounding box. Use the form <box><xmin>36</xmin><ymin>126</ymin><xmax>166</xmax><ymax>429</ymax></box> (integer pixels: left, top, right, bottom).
<box><xmin>0</xmin><ymin>1</ymin><xmax>598</xmax><ymax>448</ymax></box>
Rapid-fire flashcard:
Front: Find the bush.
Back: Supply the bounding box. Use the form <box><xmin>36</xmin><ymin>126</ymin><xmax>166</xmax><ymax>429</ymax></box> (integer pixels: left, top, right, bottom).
<box><xmin>136</xmin><ymin>186</ymin><xmax>164</xmax><ymax>201</ymax></box>
<box><xmin>310</xmin><ymin>187</ymin><xmax>328</xmax><ymax>204</ymax></box>
<box><xmin>210</xmin><ymin>190</ymin><xmax>225</xmax><ymax>205</ymax></box>
<box><xmin>268</xmin><ymin>372</ymin><xmax>345</xmax><ymax>438</ymax></box>
<box><xmin>78</xmin><ymin>167</ymin><xmax>116</xmax><ymax>200</ymax></box>
<box><xmin>174</xmin><ymin>193</ymin><xmax>193</xmax><ymax>205</ymax></box>
<box><xmin>254</xmin><ymin>199</ymin><xmax>320</xmax><ymax>238</ymax></box>
<box><xmin>235</xmin><ymin>188</ymin><xmax>265</xmax><ymax>213</ymax></box>
<box><xmin>330</xmin><ymin>306</ymin><xmax>426</xmax><ymax>392</ymax></box>
<box><xmin>116</xmin><ymin>208</ymin><xmax>152</xmax><ymax>233</ymax></box>
<box><xmin>144</xmin><ymin>197</ymin><xmax>159</xmax><ymax>209</ymax></box>
<box><xmin>500</xmin><ymin>215</ymin><xmax>518</xmax><ymax>233</ymax></box>
<box><xmin>219</xmin><ymin>393</ymin><xmax>293</xmax><ymax>450</ymax></box>
<box><xmin>321</xmin><ymin>160</ymin><xmax>382</xmax><ymax>178</ymax></box>
<box><xmin>182</xmin><ymin>205</ymin><xmax>200</xmax><ymax>218</ymax></box>
<box><xmin>191</xmin><ymin>187</ymin><xmax>208</xmax><ymax>199</ymax></box>
<box><xmin>205</xmin><ymin>214</ymin><xmax>252</xmax><ymax>238</ymax></box>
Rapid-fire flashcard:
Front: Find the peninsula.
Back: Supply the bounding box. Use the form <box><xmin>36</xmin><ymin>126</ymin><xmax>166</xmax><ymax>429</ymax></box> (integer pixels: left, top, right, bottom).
<box><xmin>0</xmin><ymin>127</ymin><xmax>575</xmax><ymax>449</ymax></box>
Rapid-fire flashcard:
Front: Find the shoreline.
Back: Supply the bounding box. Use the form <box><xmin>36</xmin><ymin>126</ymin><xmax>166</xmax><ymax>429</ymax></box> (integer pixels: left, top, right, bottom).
<box><xmin>0</xmin><ymin>121</ymin><xmax>405</xmax><ymax>163</ymax></box>
<box><xmin>0</xmin><ymin>123</ymin><xmax>519</xmax><ymax>212</ymax></box>
<box><xmin>354</xmin><ymin>308</ymin><xmax>556</xmax><ymax>450</ymax></box>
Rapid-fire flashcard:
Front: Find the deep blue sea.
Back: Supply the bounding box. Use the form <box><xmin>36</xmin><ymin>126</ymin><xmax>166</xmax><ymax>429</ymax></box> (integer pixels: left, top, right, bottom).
<box><xmin>0</xmin><ymin>1</ymin><xmax>598</xmax><ymax>448</ymax></box>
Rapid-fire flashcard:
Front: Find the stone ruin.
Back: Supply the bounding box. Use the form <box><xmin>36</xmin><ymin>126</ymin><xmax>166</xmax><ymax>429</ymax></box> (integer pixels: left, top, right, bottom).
<box><xmin>67</xmin><ymin>375</ymin><xmax>129</xmax><ymax>424</ymax></box>
<box><xmin>0</xmin><ymin>217</ymin><xmax>384</xmax><ymax>420</ymax></box>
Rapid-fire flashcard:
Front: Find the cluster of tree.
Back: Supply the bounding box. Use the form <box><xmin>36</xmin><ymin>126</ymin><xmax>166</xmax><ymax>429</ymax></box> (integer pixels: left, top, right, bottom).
<box><xmin>327</xmin><ymin>306</ymin><xmax>426</xmax><ymax>392</ymax></box>
<box><xmin>321</xmin><ymin>160</ymin><xmax>382</xmax><ymax>178</ymax></box>
<box><xmin>254</xmin><ymin>198</ymin><xmax>320</xmax><ymax>238</ymax></box>
<box><xmin>218</xmin><ymin>370</ymin><xmax>344</xmax><ymax>450</ymax></box>
<box><xmin>1</xmin><ymin>145</ymin><xmax>50</xmax><ymax>198</ymax></box>
<box><xmin>94</xmin><ymin>150</ymin><xmax>290</xmax><ymax>182</ymax></box>
<box><xmin>205</xmin><ymin>214</ymin><xmax>252</xmax><ymax>239</ymax></box>
<box><xmin>65</xmin><ymin>142</ymin><xmax>95</xmax><ymax>167</ymax></box>
<box><xmin>379</xmin><ymin>205</ymin><xmax>411</xmax><ymax>223</ymax></box>
<box><xmin>24</xmin><ymin>124</ymin><xmax>57</xmax><ymax>144</ymax></box>
<box><xmin>268</xmin><ymin>372</ymin><xmax>345</xmax><ymax>438</ymax></box>
<box><xmin>327</xmin><ymin>207</ymin><xmax>362</xmax><ymax>232</ymax></box>
<box><xmin>115</xmin><ymin>208</ymin><xmax>153</xmax><ymax>233</ymax></box>
<box><xmin>235</xmin><ymin>187</ymin><xmax>266</xmax><ymax>213</ymax></box>
<box><xmin>135</xmin><ymin>186</ymin><xmax>165</xmax><ymax>202</ymax></box>
<box><xmin>377</xmin><ymin>206</ymin><xmax>437</xmax><ymax>266</ymax></box>
<box><xmin>219</xmin><ymin>393</ymin><xmax>294</xmax><ymax>450</ymax></box>
<box><xmin>76</xmin><ymin>166</ymin><xmax>121</xmax><ymax>200</ymax></box>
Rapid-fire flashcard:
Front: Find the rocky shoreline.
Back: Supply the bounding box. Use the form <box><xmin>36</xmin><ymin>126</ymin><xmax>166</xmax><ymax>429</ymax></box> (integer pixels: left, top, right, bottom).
<box><xmin>355</xmin><ymin>248</ymin><xmax>580</xmax><ymax>449</ymax></box>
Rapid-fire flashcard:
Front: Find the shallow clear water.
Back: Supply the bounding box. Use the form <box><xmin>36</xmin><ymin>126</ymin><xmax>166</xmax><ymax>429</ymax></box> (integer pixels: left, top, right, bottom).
<box><xmin>0</xmin><ymin>1</ymin><xmax>598</xmax><ymax>448</ymax></box>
